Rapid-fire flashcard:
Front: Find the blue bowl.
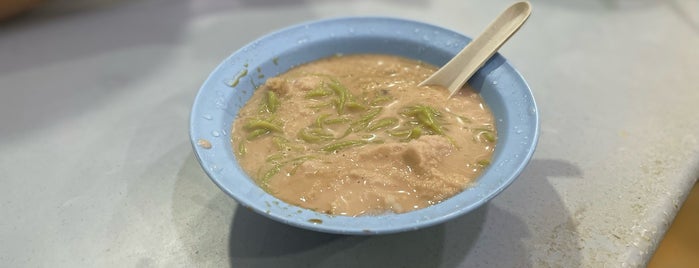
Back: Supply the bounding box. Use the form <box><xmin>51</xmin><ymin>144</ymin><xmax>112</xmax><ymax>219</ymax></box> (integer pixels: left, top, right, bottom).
<box><xmin>190</xmin><ymin>17</ymin><xmax>539</xmax><ymax>235</ymax></box>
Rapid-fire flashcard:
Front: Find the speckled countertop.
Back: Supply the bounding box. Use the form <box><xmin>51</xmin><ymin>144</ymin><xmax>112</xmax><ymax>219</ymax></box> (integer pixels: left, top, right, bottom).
<box><xmin>1</xmin><ymin>0</ymin><xmax>698</xmax><ymax>267</ymax></box>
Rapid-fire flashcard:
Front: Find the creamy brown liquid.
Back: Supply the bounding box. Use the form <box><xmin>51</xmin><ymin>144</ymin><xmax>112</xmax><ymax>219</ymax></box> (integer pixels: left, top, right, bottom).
<box><xmin>232</xmin><ymin>54</ymin><xmax>496</xmax><ymax>216</ymax></box>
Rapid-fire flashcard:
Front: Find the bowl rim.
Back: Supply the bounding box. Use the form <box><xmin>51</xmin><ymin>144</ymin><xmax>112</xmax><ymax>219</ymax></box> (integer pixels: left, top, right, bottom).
<box><xmin>189</xmin><ymin>16</ymin><xmax>540</xmax><ymax>235</ymax></box>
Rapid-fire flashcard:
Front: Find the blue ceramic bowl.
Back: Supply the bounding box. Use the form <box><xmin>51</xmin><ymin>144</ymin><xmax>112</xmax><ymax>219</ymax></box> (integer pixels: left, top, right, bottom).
<box><xmin>190</xmin><ymin>17</ymin><xmax>539</xmax><ymax>235</ymax></box>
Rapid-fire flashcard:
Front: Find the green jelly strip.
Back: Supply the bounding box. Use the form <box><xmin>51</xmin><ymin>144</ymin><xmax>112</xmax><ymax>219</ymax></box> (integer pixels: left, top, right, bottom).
<box><xmin>272</xmin><ymin>136</ymin><xmax>288</xmax><ymax>151</ymax></box>
<box><xmin>405</xmin><ymin>127</ymin><xmax>422</xmax><ymax>141</ymax></box>
<box><xmin>323</xmin><ymin>116</ymin><xmax>351</xmax><ymax>125</ymax></box>
<box><xmin>260</xmin><ymin>155</ymin><xmax>317</xmax><ymax>183</ymax></box>
<box><xmin>387</xmin><ymin>127</ymin><xmax>422</xmax><ymax>141</ymax></box>
<box><xmin>350</xmin><ymin>107</ymin><xmax>382</xmax><ymax>131</ymax></box>
<box><xmin>298</xmin><ymin>128</ymin><xmax>334</xmax><ymax>143</ymax></box>
<box><xmin>345</xmin><ymin>101</ymin><xmax>367</xmax><ymax>111</ymax></box>
<box><xmin>259</xmin><ymin>164</ymin><xmax>281</xmax><ymax>184</ymax></box>
<box><xmin>477</xmin><ymin>159</ymin><xmax>491</xmax><ymax>167</ymax></box>
<box><xmin>315</xmin><ymin>114</ymin><xmax>330</xmax><ymax>128</ymax></box>
<box><xmin>247</xmin><ymin>129</ymin><xmax>270</xmax><ymax>140</ymax></box>
<box><xmin>305</xmin><ymin>87</ymin><xmax>332</xmax><ymax>98</ymax></box>
<box><xmin>264</xmin><ymin>91</ymin><xmax>280</xmax><ymax>113</ymax></box>
<box><xmin>238</xmin><ymin>141</ymin><xmax>247</xmax><ymax>156</ymax></box>
<box><xmin>367</xmin><ymin>117</ymin><xmax>398</xmax><ymax>131</ymax></box>
<box><xmin>287</xmin><ymin>155</ymin><xmax>316</xmax><ymax>175</ymax></box>
<box><xmin>309</xmin><ymin>128</ymin><xmax>334</xmax><ymax>138</ymax></box>
<box><xmin>272</xmin><ymin>135</ymin><xmax>303</xmax><ymax>152</ymax></box>
<box><xmin>244</xmin><ymin>119</ymin><xmax>282</xmax><ymax>132</ymax></box>
<box><xmin>230</xmin><ymin>68</ymin><xmax>248</xmax><ymax>87</ymax></box>
<box><xmin>321</xmin><ymin>140</ymin><xmax>369</xmax><ymax>152</ymax></box>
<box><xmin>402</xmin><ymin>105</ymin><xmax>444</xmax><ymax>135</ymax></box>
<box><xmin>287</xmin><ymin>155</ymin><xmax>316</xmax><ymax>163</ymax></box>
<box><xmin>337</xmin><ymin>127</ymin><xmax>353</xmax><ymax>139</ymax></box>
<box><xmin>328</xmin><ymin>81</ymin><xmax>349</xmax><ymax>114</ymax></box>
<box><xmin>244</xmin><ymin>118</ymin><xmax>282</xmax><ymax>140</ymax></box>
<box><xmin>481</xmin><ymin>132</ymin><xmax>496</xmax><ymax>143</ymax></box>
<box><xmin>266</xmin><ymin>153</ymin><xmax>284</xmax><ymax>162</ymax></box>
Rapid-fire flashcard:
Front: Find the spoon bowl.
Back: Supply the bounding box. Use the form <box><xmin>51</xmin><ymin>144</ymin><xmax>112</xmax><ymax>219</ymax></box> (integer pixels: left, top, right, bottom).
<box><xmin>420</xmin><ymin>1</ymin><xmax>532</xmax><ymax>98</ymax></box>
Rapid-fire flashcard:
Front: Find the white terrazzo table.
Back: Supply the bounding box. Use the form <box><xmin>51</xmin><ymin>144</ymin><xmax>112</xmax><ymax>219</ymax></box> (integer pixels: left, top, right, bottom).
<box><xmin>1</xmin><ymin>0</ymin><xmax>698</xmax><ymax>267</ymax></box>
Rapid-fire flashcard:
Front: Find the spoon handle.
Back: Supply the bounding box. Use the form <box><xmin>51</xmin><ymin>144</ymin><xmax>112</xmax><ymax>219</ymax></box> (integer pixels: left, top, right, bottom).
<box><xmin>419</xmin><ymin>1</ymin><xmax>532</xmax><ymax>98</ymax></box>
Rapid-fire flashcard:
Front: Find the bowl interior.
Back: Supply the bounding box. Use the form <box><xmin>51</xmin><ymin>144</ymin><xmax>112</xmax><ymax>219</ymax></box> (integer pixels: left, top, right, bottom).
<box><xmin>190</xmin><ymin>17</ymin><xmax>539</xmax><ymax>235</ymax></box>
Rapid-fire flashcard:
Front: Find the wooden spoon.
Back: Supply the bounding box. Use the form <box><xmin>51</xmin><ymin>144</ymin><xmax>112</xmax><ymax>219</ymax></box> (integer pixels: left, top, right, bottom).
<box><xmin>419</xmin><ymin>1</ymin><xmax>532</xmax><ymax>98</ymax></box>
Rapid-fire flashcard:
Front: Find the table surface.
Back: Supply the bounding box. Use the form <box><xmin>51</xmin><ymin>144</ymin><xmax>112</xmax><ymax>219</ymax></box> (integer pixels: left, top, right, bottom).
<box><xmin>2</xmin><ymin>0</ymin><xmax>698</xmax><ymax>267</ymax></box>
